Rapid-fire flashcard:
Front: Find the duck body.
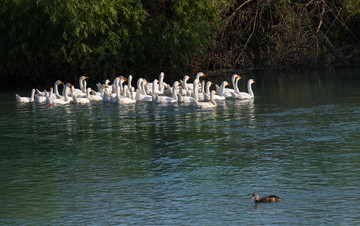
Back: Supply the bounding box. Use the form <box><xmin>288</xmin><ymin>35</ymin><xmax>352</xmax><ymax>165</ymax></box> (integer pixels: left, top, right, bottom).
<box><xmin>251</xmin><ymin>192</ymin><xmax>283</xmax><ymax>203</ymax></box>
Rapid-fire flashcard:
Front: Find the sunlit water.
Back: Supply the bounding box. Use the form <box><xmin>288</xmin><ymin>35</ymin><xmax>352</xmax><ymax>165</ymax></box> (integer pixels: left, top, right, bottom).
<box><xmin>1</xmin><ymin>68</ymin><xmax>360</xmax><ymax>225</ymax></box>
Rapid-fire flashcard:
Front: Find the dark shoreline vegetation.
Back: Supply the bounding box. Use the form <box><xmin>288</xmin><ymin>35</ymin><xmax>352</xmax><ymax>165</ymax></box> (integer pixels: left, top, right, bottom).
<box><xmin>1</xmin><ymin>0</ymin><xmax>359</xmax><ymax>90</ymax></box>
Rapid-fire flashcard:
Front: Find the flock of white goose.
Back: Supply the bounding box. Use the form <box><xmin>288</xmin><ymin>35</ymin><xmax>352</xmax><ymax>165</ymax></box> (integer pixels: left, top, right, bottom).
<box><xmin>15</xmin><ymin>72</ymin><xmax>255</xmax><ymax>109</ymax></box>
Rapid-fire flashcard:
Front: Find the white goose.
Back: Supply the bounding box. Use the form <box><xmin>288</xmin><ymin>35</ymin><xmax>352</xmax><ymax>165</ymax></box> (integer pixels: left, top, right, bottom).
<box><xmin>194</xmin><ymin>90</ymin><xmax>217</xmax><ymax>109</ymax></box>
<box><xmin>118</xmin><ymin>86</ymin><xmax>136</xmax><ymax>105</ymax></box>
<box><xmin>180</xmin><ymin>75</ymin><xmax>191</xmax><ymax>96</ymax></box>
<box><xmin>225</xmin><ymin>74</ymin><xmax>241</xmax><ymax>96</ymax></box>
<box><xmin>158</xmin><ymin>72</ymin><xmax>166</xmax><ymax>94</ymax></box>
<box><xmin>191</xmin><ymin>78</ymin><xmax>201</xmax><ymax>101</ymax></box>
<box><xmin>232</xmin><ymin>79</ymin><xmax>255</xmax><ymax>99</ymax></box>
<box><xmin>187</xmin><ymin>72</ymin><xmax>206</xmax><ymax>90</ymax></box>
<box><xmin>45</xmin><ymin>83</ymin><xmax>72</xmax><ymax>105</ymax></box>
<box><xmin>34</xmin><ymin>92</ymin><xmax>47</xmax><ymax>104</ymax></box>
<box><xmin>135</xmin><ymin>79</ymin><xmax>152</xmax><ymax>102</ymax></box>
<box><xmin>15</xmin><ymin>89</ymin><xmax>35</xmax><ymax>103</ymax></box>
<box><xmin>109</xmin><ymin>77</ymin><xmax>120</xmax><ymax>103</ymax></box>
<box><xmin>96</xmin><ymin>79</ymin><xmax>112</xmax><ymax>95</ymax></box>
<box><xmin>86</xmin><ymin>88</ymin><xmax>103</xmax><ymax>102</ymax></box>
<box><xmin>177</xmin><ymin>92</ymin><xmax>196</xmax><ymax>103</ymax></box>
<box><xmin>52</xmin><ymin>80</ymin><xmax>64</xmax><ymax>99</ymax></box>
<box><xmin>118</xmin><ymin>76</ymin><xmax>127</xmax><ymax>96</ymax></box>
<box><xmin>35</xmin><ymin>79</ymin><xmax>64</xmax><ymax>98</ymax></box>
<box><xmin>203</xmin><ymin>81</ymin><xmax>212</xmax><ymax>101</ymax></box>
<box><xmin>127</xmin><ymin>75</ymin><xmax>133</xmax><ymax>90</ymax></box>
<box><xmin>110</xmin><ymin>77</ymin><xmax>126</xmax><ymax>104</ymax></box>
<box><xmin>145</xmin><ymin>72</ymin><xmax>166</xmax><ymax>95</ymax></box>
<box><xmin>153</xmin><ymin>81</ymin><xmax>179</xmax><ymax>104</ymax></box>
<box><xmin>71</xmin><ymin>85</ymin><xmax>90</xmax><ymax>104</ymax></box>
<box><xmin>216</xmin><ymin>81</ymin><xmax>229</xmax><ymax>98</ymax></box>
<box><xmin>72</xmin><ymin>75</ymin><xmax>88</xmax><ymax>97</ymax></box>
<box><xmin>102</xmin><ymin>87</ymin><xmax>111</xmax><ymax>103</ymax></box>
<box><xmin>136</xmin><ymin>78</ymin><xmax>145</xmax><ymax>95</ymax></box>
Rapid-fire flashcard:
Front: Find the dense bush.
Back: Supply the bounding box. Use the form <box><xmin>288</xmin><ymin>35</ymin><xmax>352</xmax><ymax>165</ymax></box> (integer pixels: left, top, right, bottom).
<box><xmin>0</xmin><ymin>0</ymin><xmax>221</xmax><ymax>88</ymax></box>
<box><xmin>202</xmin><ymin>0</ymin><xmax>360</xmax><ymax>71</ymax></box>
<box><xmin>0</xmin><ymin>0</ymin><xmax>359</xmax><ymax>89</ymax></box>
<box><xmin>0</xmin><ymin>0</ymin><xmax>147</xmax><ymax>88</ymax></box>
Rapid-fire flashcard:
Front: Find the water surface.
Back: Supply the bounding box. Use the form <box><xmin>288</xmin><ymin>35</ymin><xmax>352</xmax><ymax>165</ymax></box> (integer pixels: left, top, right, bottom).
<box><xmin>1</xmin><ymin>68</ymin><xmax>360</xmax><ymax>225</ymax></box>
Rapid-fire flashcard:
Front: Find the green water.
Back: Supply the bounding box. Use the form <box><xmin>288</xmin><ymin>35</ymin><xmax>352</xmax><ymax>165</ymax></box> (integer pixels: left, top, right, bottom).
<box><xmin>1</xmin><ymin>68</ymin><xmax>360</xmax><ymax>225</ymax></box>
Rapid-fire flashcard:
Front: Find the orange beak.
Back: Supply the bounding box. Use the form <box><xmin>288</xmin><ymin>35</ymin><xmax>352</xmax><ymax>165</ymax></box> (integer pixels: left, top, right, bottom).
<box><xmin>84</xmin><ymin>76</ymin><xmax>89</xmax><ymax>79</ymax></box>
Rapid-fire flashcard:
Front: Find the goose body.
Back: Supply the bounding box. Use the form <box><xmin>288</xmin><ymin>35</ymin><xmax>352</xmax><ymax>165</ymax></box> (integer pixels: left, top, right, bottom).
<box><xmin>154</xmin><ymin>81</ymin><xmax>180</xmax><ymax>104</ymax></box>
<box><xmin>180</xmin><ymin>75</ymin><xmax>191</xmax><ymax>96</ymax></box>
<box><xmin>216</xmin><ymin>81</ymin><xmax>229</xmax><ymax>97</ymax></box>
<box><xmin>135</xmin><ymin>79</ymin><xmax>152</xmax><ymax>102</ymax></box>
<box><xmin>16</xmin><ymin>89</ymin><xmax>35</xmax><ymax>103</ymax></box>
<box><xmin>51</xmin><ymin>83</ymin><xmax>72</xmax><ymax>105</ymax></box>
<box><xmin>194</xmin><ymin>90</ymin><xmax>217</xmax><ymax>109</ymax></box>
<box><xmin>34</xmin><ymin>93</ymin><xmax>47</xmax><ymax>104</ymax></box>
<box><xmin>177</xmin><ymin>93</ymin><xmax>196</xmax><ymax>103</ymax></box>
<box><xmin>72</xmin><ymin>76</ymin><xmax>88</xmax><ymax>97</ymax></box>
<box><xmin>232</xmin><ymin>79</ymin><xmax>255</xmax><ymax>99</ymax></box>
<box><xmin>117</xmin><ymin>86</ymin><xmax>136</xmax><ymax>105</ymax></box>
<box><xmin>223</xmin><ymin>74</ymin><xmax>241</xmax><ymax>97</ymax></box>
<box><xmin>53</xmin><ymin>80</ymin><xmax>64</xmax><ymax>99</ymax></box>
<box><xmin>71</xmin><ymin>85</ymin><xmax>90</xmax><ymax>104</ymax></box>
<box><xmin>86</xmin><ymin>88</ymin><xmax>103</xmax><ymax>102</ymax></box>
<box><xmin>187</xmin><ymin>72</ymin><xmax>206</xmax><ymax>90</ymax></box>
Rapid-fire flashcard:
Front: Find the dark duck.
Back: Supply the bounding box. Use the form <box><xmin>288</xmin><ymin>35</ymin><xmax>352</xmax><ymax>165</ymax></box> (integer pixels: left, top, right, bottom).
<box><xmin>251</xmin><ymin>192</ymin><xmax>283</xmax><ymax>203</ymax></box>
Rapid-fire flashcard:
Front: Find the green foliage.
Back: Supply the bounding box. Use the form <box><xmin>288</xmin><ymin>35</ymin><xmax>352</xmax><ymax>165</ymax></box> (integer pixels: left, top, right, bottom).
<box><xmin>342</xmin><ymin>0</ymin><xmax>360</xmax><ymax>17</ymax></box>
<box><xmin>341</xmin><ymin>0</ymin><xmax>360</xmax><ymax>45</ymax></box>
<box><xmin>137</xmin><ymin>0</ymin><xmax>220</xmax><ymax>78</ymax></box>
<box><xmin>0</xmin><ymin>0</ymin><xmax>220</xmax><ymax>88</ymax></box>
<box><xmin>0</xmin><ymin>0</ymin><xmax>359</xmax><ymax>89</ymax></box>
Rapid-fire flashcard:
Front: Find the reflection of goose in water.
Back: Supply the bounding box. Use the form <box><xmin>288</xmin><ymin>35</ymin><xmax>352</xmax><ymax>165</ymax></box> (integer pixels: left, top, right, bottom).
<box><xmin>233</xmin><ymin>98</ymin><xmax>254</xmax><ymax>108</ymax></box>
